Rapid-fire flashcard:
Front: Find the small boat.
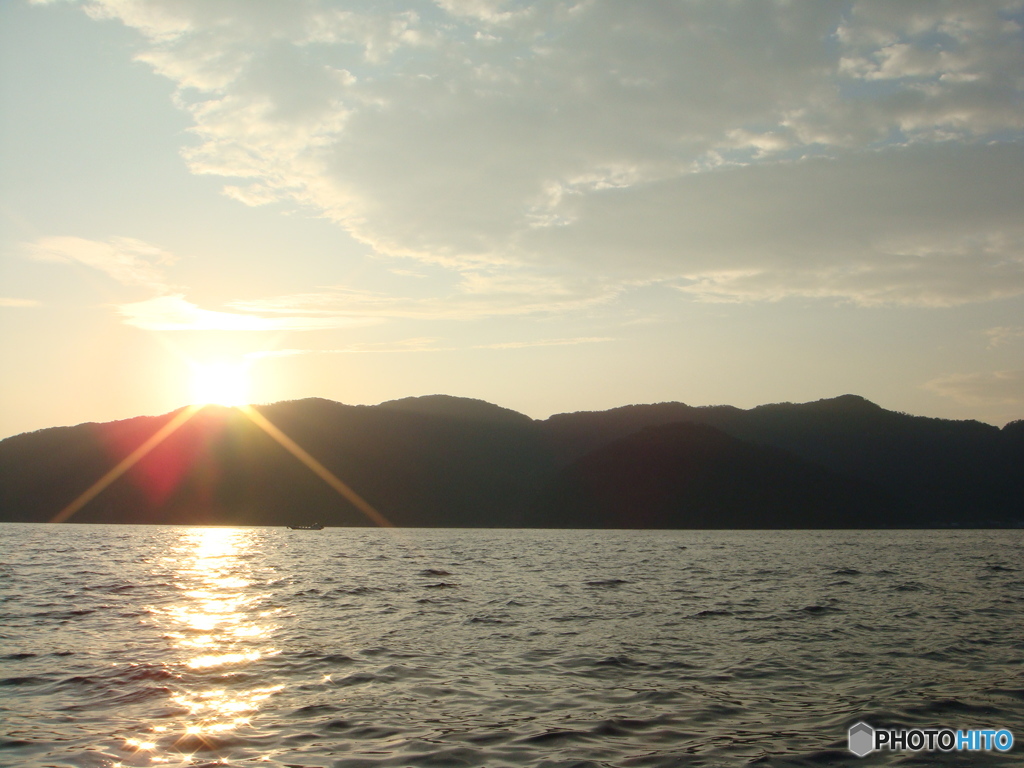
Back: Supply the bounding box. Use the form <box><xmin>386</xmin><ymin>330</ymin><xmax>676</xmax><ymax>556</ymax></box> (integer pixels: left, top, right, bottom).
<box><xmin>288</xmin><ymin>523</ymin><xmax>324</xmax><ymax>530</ymax></box>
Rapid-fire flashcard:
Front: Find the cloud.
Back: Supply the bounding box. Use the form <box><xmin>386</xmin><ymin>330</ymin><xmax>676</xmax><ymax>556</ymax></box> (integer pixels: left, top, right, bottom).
<box><xmin>0</xmin><ymin>298</ymin><xmax>41</xmax><ymax>308</ymax></box>
<box><xmin>244</xmin><ymin>334</ymin><xmax>613</xmax><ymax>357</ymax></box>
<box><xmin>986</xmin><ymin>326</ymin><xmax>1024</xmax><ymax>349</ymax></box>
<box><xmin>247</xmin><ymin>338</ymin><xmax>453</xmax><ymax>356</ymax></box>
<box><xmin>433</xmin><ymin>0</ymin><xmax>520</xmax><ymax>24</ymax></box>
<box><xmin>117</xmin><ymin>294</ymin><xmax>377</xmax><ymax>331</ymax></box>
<box><xmin>545</xmin><ymin>144</ymin><xmax>1024</xmax><ymax>306</ymax></box>
<box><xmin>673</xmin><ymin>247</ymin><xmax>1024</xmax><ymax>308</ymax></box>
<box><xmin>926</xmin><ymin>369</ymin><xmax>1024</xmax><ymax>406</ymax></box>
<box><xmin>245</xmin><ymin>349</ymin><xmax>308</xmax><ymax>360</ymax></box>
<box><xmin>27</xmin><ymin>235</ymin><xmax>174</xmax><ymax>290</ymax></box>
<box><xmin>78</xmin><ymin>0</ymin><xmax>1024</xmax><ymax>306</ymax></box>
<box><xmin>477</xmin><ymin>336</ymin><xmax>613</xmax><ymax>349</ymax></box>
<box><xmin>23</xmin><ymin>234</ymin><xmax>382</xmax><ymax>331</ymax></box>
<box><xmin>229</xmin><ymin>273</ymin><xmax>625</xmax><ymax>321</ymax></box>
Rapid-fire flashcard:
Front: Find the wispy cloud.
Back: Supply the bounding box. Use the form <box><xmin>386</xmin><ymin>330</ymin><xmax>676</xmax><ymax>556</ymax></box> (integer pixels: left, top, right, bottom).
<box><xmin>76</xmin><ymin>0</ymin><xmax>1024</xmax><ymax>307</ymax></box>
<box><xmin>27</xmin><ymin>236</ymin><xmax>174</xmax><ymax>291</ymax></box>
<box><xmin>674</xmin><ymin>247</ymin><xmax>1024</xmax><ymax>309</ymax></box>
<box><xmin>246</xmin><ymin>338</ymin><xmax>452</xmax><ymax>357</ymax></box>
<box><xmin>986</xmin><ymin>326</ymin><xmax>1024</xmax><ymax>349</ymax></box>
<box><xmin>230</xmin><ymin>276</ymin><xmax>625</xmax><ymax>321</ymax></box>
<box><xmin>245</xmin><ymin>349</ymin><xmax>308</xmax><ymax>360</ymax></box>
<box><xmin>24</xmin><ymin>234</ymin><xmax>383</xmax><ymax>332</ymax></box>
<box><xmin>477</xmin><ymin>337</ymin><xmax>614</xmax><ymax>350</ymax></box>
<box><xmin>117</xmin><ymin>294</ymin><xmax>378</xmax><ymax>332</ymax></box>
<box><xmin>245</xmin><ymin>335</ymin><xmax>614</xmax><ymax>358</ymax></box>
<box><xmin>0</xmin><ymin>298</ymin><xmax>41</xmax><ymax>308</ymax></box>
<box><xmin>925</xmin><ymin>370</ymin><xmax>1024</xmax><ymax>407</ymax></box>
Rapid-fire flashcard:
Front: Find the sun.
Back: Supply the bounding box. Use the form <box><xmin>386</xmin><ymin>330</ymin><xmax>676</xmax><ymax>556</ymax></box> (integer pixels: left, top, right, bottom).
<box><xmin>190</xmin><ymin>361</ymin><xmax>251</xmax><ymax>407</ymax></box>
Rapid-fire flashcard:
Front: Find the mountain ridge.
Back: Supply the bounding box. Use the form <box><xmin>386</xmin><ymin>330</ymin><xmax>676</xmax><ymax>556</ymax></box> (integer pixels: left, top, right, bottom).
<box><xmin>1</xmin><ymin>394</ymin><xmax>1020</xmax><ymax>528</ymax></box>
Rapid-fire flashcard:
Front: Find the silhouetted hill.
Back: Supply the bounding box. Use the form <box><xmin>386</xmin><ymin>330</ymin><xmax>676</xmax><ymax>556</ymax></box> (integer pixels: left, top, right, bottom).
<box><xmin>527</xmin><ymin>422</ymin><xmax>893</xmax><ymax>528</ymax></box>
<box><xmin>0</xmin><ymin>397</ymin><xmax>552</xmax><ymax>528</ymax></box>
<box><xmin>378</xmin><ymin>394</ymin><xmax>534</xmax><ymax>426</ymax></box>
<box><xmin>542</xmin><ymin>401</ymin><xmax>739</xmax><ymax>464</ymax></box>
<box><xmin>538</xmin><ymin>395</ymin><xmax>1023</xmax><ymax>526</ymax></box>
<box><xmin>254</xmin><ymin>397</ymin><xmax>551</xmax><ymax>527</ymax></box>
<box><xmin>1</xmin><ymin>394</ymin><xmax>1021</xmax><ymax>527</ymax></box>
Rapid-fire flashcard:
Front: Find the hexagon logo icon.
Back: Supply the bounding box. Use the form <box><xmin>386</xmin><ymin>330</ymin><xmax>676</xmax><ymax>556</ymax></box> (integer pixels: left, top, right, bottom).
<box><xmin>848</xmin><ymin>722</ymin><xmax>875</xmax><ymax>757</ymax></box>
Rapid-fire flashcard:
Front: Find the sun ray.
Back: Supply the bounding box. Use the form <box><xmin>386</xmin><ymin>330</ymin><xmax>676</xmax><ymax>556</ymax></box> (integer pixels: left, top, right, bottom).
<box><xmin>49</xmin><ymin>400</ymin><xmax>392</xmax><ymax>528</ymax></box>
<box><xmin>50</xmin><ymin>404</ymin><xmax>204</xmax><ymax>523</ymax></box>
<box><xmin>239</xmin><ymin>405</ymin><xmax>393</xmax><ymax>528</ymax></box>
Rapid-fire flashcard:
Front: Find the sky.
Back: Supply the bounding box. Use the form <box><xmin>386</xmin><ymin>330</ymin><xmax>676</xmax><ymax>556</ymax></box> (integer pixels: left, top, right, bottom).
<box><xmin>1</xmin><ymin>0</ymin><xmax>1023</xmax><ymax>439</ymax></box>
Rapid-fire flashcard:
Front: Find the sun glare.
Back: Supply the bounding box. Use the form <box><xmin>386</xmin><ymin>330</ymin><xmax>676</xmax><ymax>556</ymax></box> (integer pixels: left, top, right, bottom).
<box><xmin>190</xmin><ymin>361</ymin><xmax>250</xmax><ymax>407</ymax></box>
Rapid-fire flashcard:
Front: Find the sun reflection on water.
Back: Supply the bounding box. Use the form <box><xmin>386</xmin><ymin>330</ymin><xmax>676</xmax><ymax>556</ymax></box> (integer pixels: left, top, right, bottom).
<box><xmin>121</xmin><ymin>527</ymin><xmax>282</xmax><ymax>765</ymax></box>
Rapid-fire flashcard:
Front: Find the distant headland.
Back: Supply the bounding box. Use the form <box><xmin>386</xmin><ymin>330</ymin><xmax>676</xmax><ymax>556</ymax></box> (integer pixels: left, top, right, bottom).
<box><xmin>1</xmin><ymin>395</ymin><xmax>1021</xmax><ymax>528</ymax></box>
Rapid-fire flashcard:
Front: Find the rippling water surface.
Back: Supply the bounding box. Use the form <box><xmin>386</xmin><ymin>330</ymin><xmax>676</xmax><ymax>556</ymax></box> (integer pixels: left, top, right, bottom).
<box><xmin>1</xmin><ymin>525</ymin><xmax>1022</xmax><ymax>767</ymax></box>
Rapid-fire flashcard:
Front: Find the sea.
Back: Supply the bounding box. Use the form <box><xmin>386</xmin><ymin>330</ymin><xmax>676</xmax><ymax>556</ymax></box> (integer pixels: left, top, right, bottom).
<box><xmin>1</xmin><ymin>525</ymin><xmax>1021</xmax><ymax>768</ymax></box>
